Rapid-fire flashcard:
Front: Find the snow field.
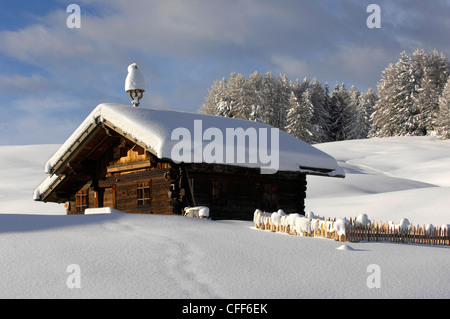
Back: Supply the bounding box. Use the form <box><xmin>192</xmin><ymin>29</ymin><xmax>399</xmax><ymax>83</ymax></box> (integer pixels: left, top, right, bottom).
<box><xmin>308</xmin><ymin>136</ymin><xmax>450</xmax><ymax>226</ymax></box>
<box><xmin>0</xmin><ymin>213</ymin><xmax>449</xmax><ymax>299</ymax></box>
<box><xmin>0</xmin><ymin>136</ymin><xmax>449</xmax><ymax>298</ymax></box>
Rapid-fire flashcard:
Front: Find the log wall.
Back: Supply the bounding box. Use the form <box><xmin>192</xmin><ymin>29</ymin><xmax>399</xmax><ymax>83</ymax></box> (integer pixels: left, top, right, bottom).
<box><xmin>64</xmin><ymin>136</ymin><xmax>308</xmax><ymax>219</ymax></box>
<box><xmin>186</xmin><ymin>166</ymin><xmax>307</xmax><ymax>220</ymax></box>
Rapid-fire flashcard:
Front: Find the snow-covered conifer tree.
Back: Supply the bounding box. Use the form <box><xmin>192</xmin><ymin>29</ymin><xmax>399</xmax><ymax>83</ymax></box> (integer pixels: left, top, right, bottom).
<box><xmin>285</xmin><ymin>91</ymin><xmax>302</xmax><ymax>138</ymax></box>
<box><xmin>321</xmin><ymin>82</ymin><xmax>333</xmax><ymax>141</ymax></box>
<box><xmin>328</xmin><ymin>83</ymin><xmax>350</xmax><ymax>141</ymax></box>
<box><xmin>359</xmin><ymin>88</ymin><xmax>377</xmax><ymax>137</ymax></box>
<box><xmin>285</xmin><ymin>90</ymin><xmax>313</xmax><ymax>143</ymax></box>
<box><xmin>200</xmin><ymin>77</ymin><xmax>228</xmax><ymax>116</ymax></box>
<box><xmin>371</xmin><ymin>63</ymin><xmax>396</xmax><ymax>137</ymax></box>
<box><xmin>437</xmin><ymin>78</ymin><xmax>450</xmax><ymax>139</ymax></box>
<box><xmin>247</xmin><ymin>71</ymin><xmax>264</xmax><ymax>122</ymax></box>
<box><xmin>226</xmin><ymin>72</ymin><xmax>247</xmax><ymax>118</ymax></box>
<box><xmin>273</xmin><ymin>74</ymin><xmax>291</xmax><ymax>129</ymax></box>
<box><xmin>261</xmin><ymin>71</ymin><xmax>277</xmax><ymax>127</ymax></box>
<box><xmin>414</xmin><ymin>50</ymin><xmax>450</xmax><ymax>134</ymax></box>
<box><xmin>393</xmin><ymin>51</ymin><xmax>419</xmax><ymax>135</ymax></box>
<box><xmin>309</xmin><ymin>78</ymin><xmax>330</xmax><ymax>143</ymax></box>
<box><xmin>343</xmin><ymin>86</ymin><xmax>362</xmax><ymax>140</ymax></box>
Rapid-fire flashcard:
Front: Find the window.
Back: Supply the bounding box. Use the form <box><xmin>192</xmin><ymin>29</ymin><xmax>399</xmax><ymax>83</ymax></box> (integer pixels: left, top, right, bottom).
<box><xmin>137</xmin><ymin>181</ymin><xmax>151</xmax><ymax>206</ymax></box>
<box><xmin>75</xmin><ymin>189</ymin><xmax>88</xmax><ymax>213</ymax></box>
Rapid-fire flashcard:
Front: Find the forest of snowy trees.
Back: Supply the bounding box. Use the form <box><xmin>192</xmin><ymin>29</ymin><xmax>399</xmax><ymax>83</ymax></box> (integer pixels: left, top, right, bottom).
<box><xmin>200</xmin><ymin>49</ymin><xmax>450</xmax><ymax>143</ymax></box>
<box><xmin>372</xmin><ymin>49</ymin><xmax>450</xmax><ymax>138</ymax></box>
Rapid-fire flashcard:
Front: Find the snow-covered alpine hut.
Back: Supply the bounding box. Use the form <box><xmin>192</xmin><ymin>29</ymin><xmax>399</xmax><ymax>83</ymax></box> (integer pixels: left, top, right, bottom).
<box><xmin>34</xmin><ymin>103</ymin><xmax>344</xmax><ymax>219</ymax></box>
<box><xmin>34</xmin><ymin>64</ymin><xmax>344</xmax><ymax>220</ymax></box>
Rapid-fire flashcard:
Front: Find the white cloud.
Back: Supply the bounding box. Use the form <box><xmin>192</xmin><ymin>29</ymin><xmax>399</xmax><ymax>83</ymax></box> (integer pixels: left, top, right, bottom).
<box><xmin>271</xmin><ymin>55</ymin><xmax>309</xmax><ymax>79</ymax></box>
<box><xmin>0</xmin><ymin>74</ymin><xmax>50</xmax><ymax>93</ymax></box>
<box><xmin>1</xmin><ymin>0</ymin><xmax>450</xmax><ymax>145</ymax></box>
<box><xmin>334</xmin><ymin>46</ymin><xmax>390</xmax><ymax>77</ymax></box>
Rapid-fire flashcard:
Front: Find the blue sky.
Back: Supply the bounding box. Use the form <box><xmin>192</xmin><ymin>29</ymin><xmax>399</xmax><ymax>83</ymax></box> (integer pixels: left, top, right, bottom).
<box><xmin>1</xmin><ymin>0</ymin><xmax>450</xmax><ymax>145</ymax></box>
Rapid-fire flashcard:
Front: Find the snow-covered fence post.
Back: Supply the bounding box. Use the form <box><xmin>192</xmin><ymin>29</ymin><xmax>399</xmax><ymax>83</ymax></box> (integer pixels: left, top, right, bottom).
<box><xmin>447</xmin><ymin>228</ymin><xmax>450</xmax><ymax>246</ymax></box>
<box><xmin>413</xmin><ymin>225</ymin><xmax>417</xmax><ymax>244</ymax></box>
<box><xmin>420</xmin><ymin>225</ymin><xmax>425</xmax><ymax>244</ymax></box>
<box><xmin>445</xmin><ymin>227</ymin><xmax>450</xmax><ymax>246</ymax></box>
<box><xmin>437</xmin><ymin>227</ymin><xmax>442</xmax><ymax>245</ymax></box>
<box><xmin>423</xmin><ymin>224</ymin><xmax>427</xmax><ymax>245</ymax></box>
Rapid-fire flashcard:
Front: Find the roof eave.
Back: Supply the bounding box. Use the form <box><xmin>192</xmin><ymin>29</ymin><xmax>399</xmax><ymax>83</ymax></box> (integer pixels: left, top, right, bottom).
<box><xmin>299</xmin><ymin>166</ymin><xmax>346</xmax><ymax>178</ymax></box>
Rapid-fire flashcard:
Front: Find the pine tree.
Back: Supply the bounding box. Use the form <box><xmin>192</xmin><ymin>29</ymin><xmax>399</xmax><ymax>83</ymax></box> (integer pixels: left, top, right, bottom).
<box><xmin>249</xmin><ymin>105</ymin><xmax>263</xmax><ymax>123</ymax></box>
<box><xmin>309</xmin><ymin>78</ymin><xmax>330</xmax><ymax>143</ymax></box>
<box><xmin>372</xmin><ymin>49</ymin><xmax>449</xmax><ymax>137</ymax></box>
<box><xmin>285</xmin><ymin>91</ymin><xmax>314</xmax><ymax>142</ymax></box>
<box><xmin>200</xmin><ymin>77</ymin><xmax>229</xmax><ymax>116</ymax></box>
<box><xmin>285</xmin><ymin>91</ymin><xmax>302</xmax><ymax>138</ymax></box>
<box><xmin>359</xmin><ymin>88</ymin><xmax>377</xmax><ymax>138</ymax></box>
<box><xmin>328</xmin><ymin>83</ymin><xmax>350</xmax><ymax>141</ymax></box>
<box><xmin>415</xmin><ymin>68</ymin><xmax>441</xmax><ymax>134</ymax></box>
<box><xmin>392</xmin><ymin>51</ymin><xmax>419</xmax><ymax>135</ymax></box>
<box><xmin>437</xmin><ymin>78</ymin><xmax>450</xmax><ymax>138</ymax></box>
<box><xmin>414</xmin><ymin>50</ymin><xmax>450</xmax><ymax>134</ymax></box>
<box><xmin>298</xmin><ymin>89</ymin><xmax>315</xmax><ymax>142</ymax></box>
<box><xmin>410</xmin><ymin>48</ymin><xmax>427</xmax><ymax>103</ymax></box>
<box><xmin>322</xmin><ymin>82</ymin><xmax>333</xmax><ymax>142</ymax></box>
<box><xmin>261</xmin><ymin>71</ymin><xmax>277</xmax><ymax>127</ymax></box>
<box><xmin>226</xmin><ymin>72</ymin><xmax>247</xmax><ymax>118</ymax></box>
<box><xmin>328</xmin><ymin>83</ymin><xmax>340</xmax><ymax>141</ymax></box>
<box><xmin>292</xmin><ymin>77</ymin><xmax>309</xmax><ymax>99</ymax></box>
<box><xmin>247</xmin><ymin>71</ymin><xmax>264</xmax><ymax>122</ymax></box>
<box><xmin>343</xmin><ymin>85</ymin><xmax>363</xmax><ymax>140</ymax></box>
<box><xmin>371</xmin><ymin>63</ymin><xmax>396</xmax><ymax>137</ymax></box>
<box><xmin>273</xmin><ymin>74</ymin><xmax>291</xmax><ymax>129</ymax></box>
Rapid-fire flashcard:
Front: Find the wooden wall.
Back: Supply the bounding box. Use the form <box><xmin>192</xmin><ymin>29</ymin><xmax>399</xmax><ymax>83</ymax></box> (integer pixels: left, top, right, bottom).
<box><xmin>67</xmin><ymin>142</ymin><xmax>174</xmax><ymax>215</ymax></box>
<box><xmin>64</xmin><ymin>139</ymin><xmax>308</xmax><ymax>220</ymax></box>
<box><xmin>186</xmin><ymin>165</ymin><xmax>307</xmax><ymax>221</ymax></box>
<box><xmin>98</xmin><ymin>166</ymin><xmax>173</xmax><ymax>214</ymax></box>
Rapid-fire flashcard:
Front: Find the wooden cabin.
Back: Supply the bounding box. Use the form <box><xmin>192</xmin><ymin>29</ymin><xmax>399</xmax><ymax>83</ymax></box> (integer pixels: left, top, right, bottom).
<box><xmin>34</xmin><ymin>103</ymin><xmax>344</xmax><ymax>220</ymax></box>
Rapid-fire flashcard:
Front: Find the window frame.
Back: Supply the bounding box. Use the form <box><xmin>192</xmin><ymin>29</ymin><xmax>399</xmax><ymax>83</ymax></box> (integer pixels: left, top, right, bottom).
<box><xmin>137</xmin><ymin>181</ymin><xmax>151</xmax><ymax>207</ymax></box>
<box><xmin>75</xmin><ymin>189</ymin><xmax>88</xmax><ymax>213</ymax></box>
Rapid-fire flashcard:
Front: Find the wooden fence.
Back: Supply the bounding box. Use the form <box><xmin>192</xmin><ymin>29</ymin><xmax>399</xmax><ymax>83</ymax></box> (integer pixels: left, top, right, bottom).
<box><xmin>254</xmin><ymin>213</ymin><xmax>450</xmax><ymax>246</ymax></box>
<box><xmin>345</xmin><ymin>219</ymin><xmax>450</xmax><ymax>245</ymax></box>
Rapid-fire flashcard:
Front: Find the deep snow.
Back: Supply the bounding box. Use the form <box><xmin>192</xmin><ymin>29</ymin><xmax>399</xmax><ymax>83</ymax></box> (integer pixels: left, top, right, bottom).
<box><xmin>307</xmin><ymin>136</ymin><xmax>450</xmax><ymax>225</ymax></box>
<box><xmin>0</xmin><ymin>136</ymin><xmax>449</xmax><ymax>298</ymax></box>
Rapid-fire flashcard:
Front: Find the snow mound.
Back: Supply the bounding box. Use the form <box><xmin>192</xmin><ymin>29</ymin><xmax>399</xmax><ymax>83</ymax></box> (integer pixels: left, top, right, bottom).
<box><xmin>336</xmin><ymin>244</ymin><xmax>355</xmax><ymax>251</ymax></box>
<box><xmin>84</xmin><ymin>208</ymin><xmax>125</xmax><ymax>215</ymax></box>
<box><xmin>184</xmin><ymin>206</ymin><xmax>210</xmax><ymax>218</ymax></box>
<box><xmin>334</xmin><ymin>218</ymin><xmax>350</xmax><ymax>236</ymax></box>
<box><xmin>355</xmin><ymin>213</ymin><xmax>371</xmax><ymax>226</ymax></box>
<box><xmin>399</xmin><ymin>218</ymin><xmax>411</xmax><ymax>232</ymax></box>
<box><xmin>294</xmin><ymin>216</ymin><xmax>311</xmax><ymax>235</ymax></box>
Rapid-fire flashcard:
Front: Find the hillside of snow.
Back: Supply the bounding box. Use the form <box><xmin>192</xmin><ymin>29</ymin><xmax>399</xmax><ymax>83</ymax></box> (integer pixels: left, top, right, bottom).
<box><xmin>0</xmin><ymin>136</ymin><xmax>449</xmax><ymax>298</ymax></box>
<box><xmin>308</xmin><ymin>136</ymin><xmax>450</xmax><ymax>225</ymax></box>
<box><xmin>0</xmin><ymin>144</ymin><xmax>63</xmax><ymax>215</ymax></box>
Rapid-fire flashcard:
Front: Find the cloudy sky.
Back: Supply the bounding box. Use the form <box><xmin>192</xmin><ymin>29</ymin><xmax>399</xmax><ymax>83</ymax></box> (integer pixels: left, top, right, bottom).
<box><xmin>1</xmin><ymin>0</ymin><xmax>450</xmax><ymax>145</ymax></box>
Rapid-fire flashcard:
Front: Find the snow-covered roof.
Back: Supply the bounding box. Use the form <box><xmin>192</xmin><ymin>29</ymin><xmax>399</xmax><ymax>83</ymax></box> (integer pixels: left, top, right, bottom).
<box><xmin>35</xmin><ymin>103</ymin><xmax>344</xmax><ymax>201</ymax></box>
